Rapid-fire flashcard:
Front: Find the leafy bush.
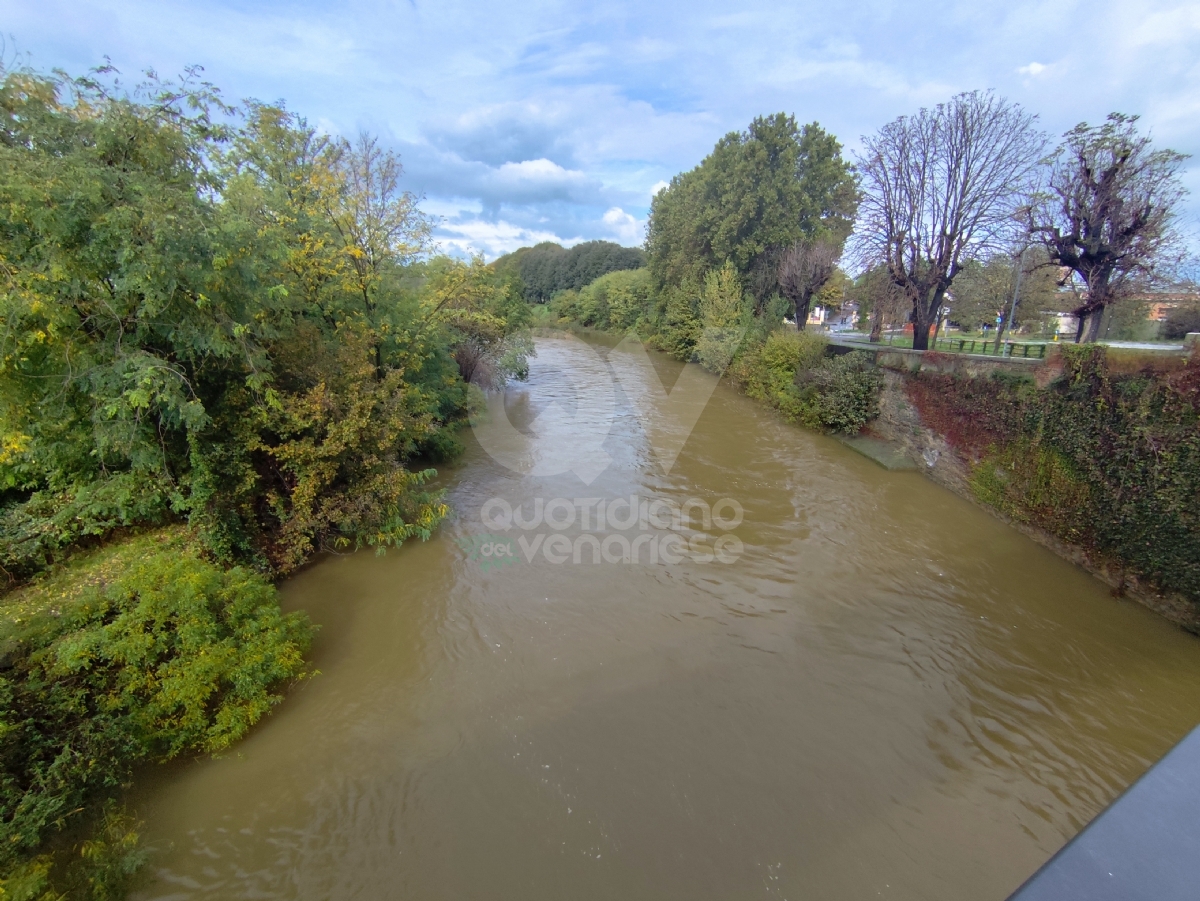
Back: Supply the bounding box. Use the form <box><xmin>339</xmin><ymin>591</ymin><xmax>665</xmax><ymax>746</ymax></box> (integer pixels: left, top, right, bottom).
<box><xmin>799</xmin><ymin>352</ymin><xmax>884</xmax><ymax>433</ymax></box>
<box><xmin>694</xmin><ymin>264</ymin><xmax>753</xmax><ymax>374</ymax></box>
<box><xmin>0</xmin><ymin>529</ymin><xmax>311</xmax><ymax>891</ymax></box>
<box><xmin>1163</xmin><ymin>306</ymin><xmax>1200</xmax><ymax>341</ymax></box>
<box><xmin>0</xmin><ymin>803</ymin><xmax>145</xmax><ymax>901</ymax></box>
<box><xmin>736</xmin><ymin>331</ymin><xmax>828</xmax><ymax>414</ymax></box>
<box><xmin>733</xmin><ymin>335</ymin><xmax>881</xmax><ymax>432</ymax></box>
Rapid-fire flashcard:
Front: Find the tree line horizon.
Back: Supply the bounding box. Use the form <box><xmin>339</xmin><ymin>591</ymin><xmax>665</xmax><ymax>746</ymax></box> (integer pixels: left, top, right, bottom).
<box><xmin>504</xmin><ymin>94</ymin><xmax>1192</xmax><ymax>349</ymax></box>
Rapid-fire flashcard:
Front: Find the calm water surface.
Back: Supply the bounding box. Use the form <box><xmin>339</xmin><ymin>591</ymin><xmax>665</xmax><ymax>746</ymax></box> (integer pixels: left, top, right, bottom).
<box><xmin>130</xmin><ymin>334</ymin><xmax>1200</xmax><ymax>900</ymax></box>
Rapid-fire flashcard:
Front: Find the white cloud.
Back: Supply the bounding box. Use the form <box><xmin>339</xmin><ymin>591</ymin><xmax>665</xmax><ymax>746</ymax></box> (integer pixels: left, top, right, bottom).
<box><xmin>601</xmin><ymin>207</ymin><xmax>646</xmax><ymax>245</ymax></box>
<box><xmin>1017</xmin><ymin>62</ymin><xmax>1048</xmax><ymax>77</ymax></box>
<box><xmin>399</xmin><ymin>143</ymin><xmax>609</xmax><ymax>209</ymax></box>
<box><xmin>435</xmin><ymin>217</ymin><xmax>581</xmax><ymax>260</ymax></box>
<box><xmin>1117</xmin><ymin>4</ymin><xmax>1200</xmax><ymax>50</ymax></box>
<box><xmin>650</xmin><ymin>180</ymin><xmax>670</xmax><ymax>197</ymax></box>
<box><xmin>494</xmin><ymin>159</ymin><xmax>590</xmax><ymax>191</ymax></box>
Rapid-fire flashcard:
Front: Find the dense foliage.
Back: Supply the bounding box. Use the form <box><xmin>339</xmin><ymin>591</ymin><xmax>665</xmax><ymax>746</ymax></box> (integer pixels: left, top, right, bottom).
<box><xmin>494</xmin><ymin>240</ymin><xmax>645</xmax><ymax>304</ymax></box>
<box><xmin>0</xmin><ymin>66</ymin><xmax>530</xmax><ymax>582</ymax></box>
<box><xmin>906</xmin><ymin>347</ymin><xmax>1200</xmax><ymax>605</ymax></box>
<box><xmin>0</xmin><ymin>529</ymin><xmax>311</xmax><ymax>899</ymax></box>
<box><xmin>1164</xmin><ymin>305</ymin><xmax>1200</xmax><ymax>340</ymax></box>
<box><xmin>646</xmin><ymin>114</ymin><xmax>857</xmax><ymax>306</ymax></box>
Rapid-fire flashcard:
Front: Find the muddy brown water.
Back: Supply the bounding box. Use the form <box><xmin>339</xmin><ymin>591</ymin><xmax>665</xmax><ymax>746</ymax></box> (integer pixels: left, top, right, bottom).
<box><xmin>130</xmin><ymin>333</ymin><xmax>1200</xmax><ymax>901</ymax></box>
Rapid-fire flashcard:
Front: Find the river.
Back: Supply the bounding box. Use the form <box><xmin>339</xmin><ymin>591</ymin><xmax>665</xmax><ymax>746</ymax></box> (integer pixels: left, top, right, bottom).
<box><xmin>130</xmin><ymin>332</ymin><xmax>1200</xmax><ymax>900</ymax></box>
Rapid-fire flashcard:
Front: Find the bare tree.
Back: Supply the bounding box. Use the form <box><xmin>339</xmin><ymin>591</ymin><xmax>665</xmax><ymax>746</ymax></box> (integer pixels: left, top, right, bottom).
<box><xmin>778</xmin><ymin>239</ymin><xmax>839</xmax><ymax>330</ymax></box>
<box><xmin>854</xmin><ymin>91</ymin><xmax>1046</xmax><ymax>350</ymax></box>
<box><xmin>1028</xmin><ymin>114</ymin><xmax>1189</xmax><ymax>343</ymax></box>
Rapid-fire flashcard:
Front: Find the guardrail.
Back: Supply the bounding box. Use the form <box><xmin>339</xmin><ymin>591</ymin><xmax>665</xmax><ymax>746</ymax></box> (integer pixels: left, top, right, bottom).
<box><xmin>945</xmin><ymin>339</ymin><xmax>1048</xmax><ymax>358</ymax></box>
<box><xmin>833</xmin><ymin>337</ymin><xmax>1050</xmax><ymax>360</ymax></box>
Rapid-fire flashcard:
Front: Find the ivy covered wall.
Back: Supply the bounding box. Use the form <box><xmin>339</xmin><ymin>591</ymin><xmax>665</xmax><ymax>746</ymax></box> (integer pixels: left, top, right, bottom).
<box><xmin>905</xmin><ymin>347</ymin><xmax>1200</xmax><ymax>608</ymax></box>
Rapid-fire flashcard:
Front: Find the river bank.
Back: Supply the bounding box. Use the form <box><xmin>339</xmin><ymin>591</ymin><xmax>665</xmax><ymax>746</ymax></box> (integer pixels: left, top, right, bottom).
<box><xmin>869</xmin><ymin>369</ymin><xmax>1200</xmax><ymax>633</ymax></box>
<box><xmin>0</xmin><ymin>528</ymin><xmax>313</xmax><ymax>897</ymax></box>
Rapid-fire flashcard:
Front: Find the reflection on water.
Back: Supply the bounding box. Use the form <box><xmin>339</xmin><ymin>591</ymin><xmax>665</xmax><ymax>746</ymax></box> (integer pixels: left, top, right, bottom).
<box><xmin>130</xmin><ymin>334</ymin><xmax>1200</xmax><ymax>901</ymax></box>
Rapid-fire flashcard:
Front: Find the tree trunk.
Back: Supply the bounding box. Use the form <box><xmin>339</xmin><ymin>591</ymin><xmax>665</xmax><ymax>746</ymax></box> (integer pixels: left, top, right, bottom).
<box><xmin>992</xmin><ymin>315</ymin><xmax>1007</xmax><ymax>353</ymax></box>
<box><xmin>1074</xmin><ymin>306</ymin><xmax>1106</xmax><ymax>343</ymax></box>
<box><xmin>793</xmin><ymin>295</ymin><xmax>812</xmax><ymax>332</ymax></box>
<box><xmin>869</xmin><ymin>308</ymin><xmax>883</xmax><ymax>343</ymax></box>
<box><xmin>911</xmin><ymin>290</ymin><xmax>940</xmax><ymax>351</ymax></box>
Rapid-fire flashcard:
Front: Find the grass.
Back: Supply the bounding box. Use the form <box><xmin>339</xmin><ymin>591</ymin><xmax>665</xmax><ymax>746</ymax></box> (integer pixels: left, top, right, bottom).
<box><xmin>0</xmin><ymin>527</ymin><xmax>190</xmax><ymax>642</ymax></box>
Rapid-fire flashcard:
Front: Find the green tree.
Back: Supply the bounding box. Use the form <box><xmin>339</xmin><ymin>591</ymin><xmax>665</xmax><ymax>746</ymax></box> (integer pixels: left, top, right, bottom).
<box><xmin>950</xmin><ymin>258</ymin><xmax>1013</xmax><ymax>333</ymax></box>
<box><xmin>646</xmin><ymin>114</ymin><xmax>858</xmax><ymax>305</ymax></box>
<box><xmin>950</xmin><ymin>250</ymin><xmax>1063</xmax><ymax>338</ymax></box>
<box><xmin>495</xmin><ymin>240</ymin><xmax>645</xmax><ymax>304</ymax></box>
<box><xmin>551</xmin><ymin>268</ymin><xmax>653</xmax><ymax>331</ymax></box>
<box><xmin>695</xmin><ymin>263</ymin><xmax>752</xmax><ymax>373</ymax></box>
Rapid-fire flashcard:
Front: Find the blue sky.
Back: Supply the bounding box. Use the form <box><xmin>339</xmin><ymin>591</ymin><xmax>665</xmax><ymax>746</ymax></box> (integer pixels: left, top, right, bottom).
<box><xmin>4</xmin><ymin>0</ymin><xmax>1199</xmax><ymax>258</ymax></box>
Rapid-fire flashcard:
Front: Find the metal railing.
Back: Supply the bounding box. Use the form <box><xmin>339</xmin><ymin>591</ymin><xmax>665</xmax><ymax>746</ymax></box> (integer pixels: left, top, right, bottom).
<box><xmin>837</xmin><ymin>336</ymin><xmax>1051</xmax><ymax>359</ymax></box>
<box><xmin>946</xmin><ymin>339</ymin><xmax>1048</xmax><ymax>359</ymax></box>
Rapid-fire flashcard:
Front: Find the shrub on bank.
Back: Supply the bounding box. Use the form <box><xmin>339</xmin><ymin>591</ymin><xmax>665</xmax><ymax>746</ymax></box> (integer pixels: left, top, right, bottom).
<box><xmin>907</xmin><ymin>346</ymin><xmax>1200</xmax><ymax>604</ymax></box>
<box><xmin>733</xmin><ymin>333</ymin><xmax>881</xmax><ymax>432</ymax></box>
<box><xmin>0</xmin><ymin>528</ymin><xmax>312</xmax><ymax>898</ymax></box>
<box><xmin>736</xmin><ymin>331</ymin><xmax>827</xmax><ymax>419</ymax></box>
<box><xmin>799</xmin><ymin>352</ymin><xmax>884</xmax><ymax>433</ymax></box>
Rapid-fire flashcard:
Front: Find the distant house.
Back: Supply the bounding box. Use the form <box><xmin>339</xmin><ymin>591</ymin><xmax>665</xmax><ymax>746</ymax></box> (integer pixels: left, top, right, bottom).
<box><xmin>1141</xmin><ymin>294</ymin><xmax>1197</xmax><ymax>321</ymax></box>
<box><xmin>835</xmin><ymin>300</ymin><xmax>859</xmax><ymax>328</ymax></box>
<box><xmin>1049</xmin><ymin>311</ymin><xmax>1079</xmax><ymax>337</ymax></box>
<box><xmin>1149</xmin><ymin>301</ymin><xmax>1177</xmax><ymax>322</ymax></box>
